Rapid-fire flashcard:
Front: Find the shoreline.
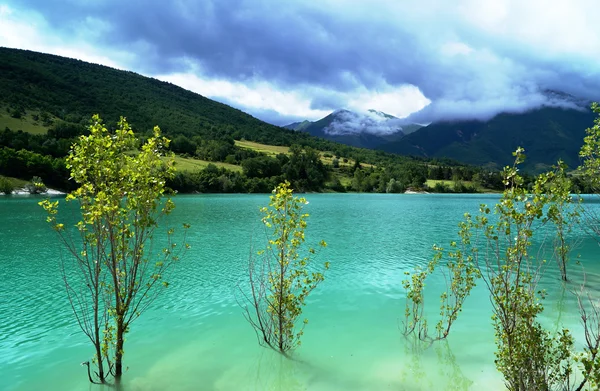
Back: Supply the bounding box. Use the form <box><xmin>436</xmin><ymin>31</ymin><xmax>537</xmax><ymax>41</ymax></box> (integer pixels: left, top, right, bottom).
<box><xmin>1</xmin><ymin>187</ymin><xmax>65</xmax><ymax>196</ymax></box>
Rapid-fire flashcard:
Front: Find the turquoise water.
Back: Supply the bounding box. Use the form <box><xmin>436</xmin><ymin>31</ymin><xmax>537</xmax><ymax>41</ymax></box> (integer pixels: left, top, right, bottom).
<box><xmin>1</xmin><ymin>193</ymin><xmax>599</xmax><ymax>391</ymax></box>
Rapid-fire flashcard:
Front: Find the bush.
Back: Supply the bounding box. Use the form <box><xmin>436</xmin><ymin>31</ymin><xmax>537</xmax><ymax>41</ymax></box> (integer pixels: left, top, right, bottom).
<box><xmin>328</xmin><ymin>177</ymin><xmax>346</xmax><ymax>192</ymax></box>
<box><xmin>0</xmin><ymin>176</ymin><xmax>14</xmax><ymax>194</ymax></box>
<box><xmin>25</xmin><ymin>176</ymin><xmax>47</xmax><ymax>194</ymax></box>
<box><xmin>432</xmin><ymin>182</ymin><xmax>451</xmax><ymax>193</ymax></box>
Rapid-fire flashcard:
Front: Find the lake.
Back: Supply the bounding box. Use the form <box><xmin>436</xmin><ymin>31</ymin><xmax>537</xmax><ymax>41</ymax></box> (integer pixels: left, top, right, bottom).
<box><xmin>1</xmin><ymin>193</ymin><xmax>598</xmax><ymax>391</ymax></box>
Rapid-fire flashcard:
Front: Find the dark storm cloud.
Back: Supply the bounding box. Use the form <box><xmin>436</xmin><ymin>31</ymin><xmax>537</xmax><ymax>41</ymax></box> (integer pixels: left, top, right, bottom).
<box><xmin>309</xmin><ymin>93</ymin><xmax>346</xmax><ymax>111</ymax></box>
<box><xmin>6</xmin><ymin>0</ymin><xmax>600</xmax><ymax>124</ymax></box>
<box><xmin>13</xmin><ymin>0</ymin><xmax>420</xmax><ymax>90</ymax></box>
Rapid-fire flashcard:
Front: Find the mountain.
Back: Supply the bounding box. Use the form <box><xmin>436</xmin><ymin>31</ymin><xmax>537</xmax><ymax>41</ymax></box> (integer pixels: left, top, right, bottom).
<box><xmin>282</xmin><ymin>120</ymin><xmax>311</xmax><ymax>131</ymax></box>
<box><xmin>5</xmin><ymin>47</ymin><xmax>593</xmax><ymax>175</ymax></box>
<box><xmin>0</xmin><ymin>47</ymin><xmax>340</xmax><ymax>150</ymax></box>
<box><xmin>379</xmin><ymin>106</ymin><xmax>596</xmax><ymax>171</ymax></box>
<box><xmin>285</xmin><ymin>109</ymin><xmax>423</xmax><ymax>149</ymax></box>
<box><xmin>1</xmin><ymin>47</ymin><xmax>456</xmax><ymax>191</ymax></box>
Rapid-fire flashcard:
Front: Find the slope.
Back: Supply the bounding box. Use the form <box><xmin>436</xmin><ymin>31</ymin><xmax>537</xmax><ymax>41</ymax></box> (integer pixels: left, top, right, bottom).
<box><xmin>380</xmin><ymin>107</ymin><xmax>596</xmax><ymax>171</ymax></box>
<box><xmin>0</xmin><ymin>47</ymin><xmax>327</xmax><ymax>146</ymax></box>
<box><xmin>0</xmin><ymin>47</ymin><xmax>440</xmax><ymax>169</ymax></box>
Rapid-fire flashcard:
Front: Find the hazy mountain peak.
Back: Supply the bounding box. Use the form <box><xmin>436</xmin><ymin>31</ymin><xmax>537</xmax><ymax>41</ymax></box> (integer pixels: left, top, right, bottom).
<box><xmin>324</xmin><ymin>109</ymin><xmax>403</xmax><ymax>136</ymax></box>
<box><xmin>367</xmin><ymin>109</ymin><xmax>397</xmax><ymax>119</ymax></box>
<box><xmin>541</xmin><ymin>89</ymin><xmax>591</xmax><ymax>110</ymax></box>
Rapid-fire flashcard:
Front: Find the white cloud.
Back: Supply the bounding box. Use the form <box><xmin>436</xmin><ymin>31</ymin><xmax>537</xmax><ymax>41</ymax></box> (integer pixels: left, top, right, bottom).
<box><xmin>441</xmin><ymin>42</ymin><xmax>474</xmax><ymax>57</ymax></box>
<box><xmin>0</xmin><ymin>4</ymin><xmax>130</xmax><ymax>69</ymax></box>
<box><xmin>155</xmin><ymin>71</ymin><xmax>331</xmax><ymax>120</ymax></box>
<box><xmin>156</xmin><ymin>68</ymin><xmax>431</xmax><ymax>122</ymax></box>
<box><xmin>457</xmin><ymin>0</ymin><xmax>600</xmax><ymax>60</ymax></box>
<box><xmin>347</xmin><ymin>85</ymin><xmax>430</xmax><ymax>118</ymax></box>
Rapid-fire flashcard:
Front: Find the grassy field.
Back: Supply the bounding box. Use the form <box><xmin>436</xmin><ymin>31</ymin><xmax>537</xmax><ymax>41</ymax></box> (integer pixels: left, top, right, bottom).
<box><xmin>235</xmin><ymin>140</ymin><xmax>289</xmax><ymax>156</ymax></box>
<box><xmin>425</xmin><ymin>179</ymin><xmax>501</xmax><ymax>193</ymax></box>
<box><xmin>4</xmin><ymin>176</ymin><xmax>28</xmax><ymax>187</ymax></box>
<box><xmin>235</xmin><ymin>140</ymin><xmax>372</xmax><ymax>168</ymax></box>
<box><xmin>426</xmin><ymin>179</ymin><xmax>476</xmax><ymax>188</ymax></box>
<box><xmin>171</xmin><ymin>155</ymin><xmax>242</xmax><ymax>172</ymax></box>
<box><xmin>0</xmin><ymin>110</ymin><xmax>50</xmax><ymax>134</ymax></box>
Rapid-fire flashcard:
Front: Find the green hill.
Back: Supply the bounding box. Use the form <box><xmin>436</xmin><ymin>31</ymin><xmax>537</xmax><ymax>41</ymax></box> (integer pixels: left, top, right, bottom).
<box><xmin>380</xmin><ymin>107</ymin><xmax>596</xmax><ymax>172</ymax></box>
<box><xmin>0</xmin><ymin>47</ymin><xmax>436</xmax><ymax>166</ymax></box>
<box><xmin>0</xmin><ymin>47</ymin><xmax>321</xmax><ymax>145</ymax></box>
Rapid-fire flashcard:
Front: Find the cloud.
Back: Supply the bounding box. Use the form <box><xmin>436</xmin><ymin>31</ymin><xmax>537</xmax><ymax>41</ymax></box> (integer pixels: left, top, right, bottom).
<box><xmin>324</xmin><ymin>110</ymin><xmax>407</xmax><ymax>136</ymax></box>
<box><xmin>0</xmin><ymin>4</ymin><xmax>133</xmax><ymax>69</ymax></box>
<box><xmin>2</xmin><ymin>0</ymin><xmax>600</xmax><ymax>125</ymax></box>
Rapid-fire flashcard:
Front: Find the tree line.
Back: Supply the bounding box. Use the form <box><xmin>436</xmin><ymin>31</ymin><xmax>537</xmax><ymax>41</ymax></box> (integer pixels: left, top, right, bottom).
<box><xmin>2</xmin><ymin>121</ymin><xmax>496</xmax><ymax>193</ymax></box>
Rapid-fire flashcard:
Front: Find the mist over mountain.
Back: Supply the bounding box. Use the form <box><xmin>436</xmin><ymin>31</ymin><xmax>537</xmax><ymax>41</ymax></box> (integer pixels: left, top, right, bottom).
<box><xmin>285</xmin><ymin>109</ymin><xmax>422</xmax><ymax>149</ymax></box>
<box><xmin>282</xmin><ymin>87</ymin><xmax>598</xmax><ymax>172</ymax></box>
<box><xmin>380</xmin><ymin>105</ymin><xmax>596</xmax><ymax>171</ymax></box>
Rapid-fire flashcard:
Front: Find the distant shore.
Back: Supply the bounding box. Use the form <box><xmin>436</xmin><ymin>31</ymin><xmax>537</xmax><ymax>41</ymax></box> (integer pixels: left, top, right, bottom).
<box><xmin>1</xmin><ymin>187</ymin><xmax>65</xmax><ymax>196</ymax></box>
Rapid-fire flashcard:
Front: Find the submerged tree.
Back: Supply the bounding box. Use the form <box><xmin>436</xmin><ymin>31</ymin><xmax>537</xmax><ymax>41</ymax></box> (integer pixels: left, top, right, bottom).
<box><xmin>478</xmin><ymin>150</ymin><xmax>575</xmax><ymax>391</ymax></box>
<box><xmin>402</xmin><ymin>213</ymin><xmax>481</xmax><ymax>345</ymax></box>
<box><xmin>239</xmin><ymin>181</ymin><xmax>329</xmax><ymax>355</ymax></box>
<box><xmin>40</xmin><ymin>115</ymin><xmax>188</xmax><ymax>383</ymax></box>
<box><xmin>539</xmin><ymin>161</ymin><xmax>581</xmax><ymax>282</ymax></box>
<box><xmin>403</xmin><ymin>145</ymin><xmax>599</xmax><ymax>390</ymax></box>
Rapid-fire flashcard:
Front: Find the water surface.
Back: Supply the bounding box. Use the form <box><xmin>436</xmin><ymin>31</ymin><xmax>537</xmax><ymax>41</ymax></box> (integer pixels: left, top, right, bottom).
<box><xmin>1</xmin><ymin>193</ymin><xmax>598</xmax><ymax>390</ymax></box>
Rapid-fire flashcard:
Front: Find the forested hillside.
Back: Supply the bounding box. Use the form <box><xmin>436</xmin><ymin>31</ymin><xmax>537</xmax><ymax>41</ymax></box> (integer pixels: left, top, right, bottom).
<box><xmin>380</xmin><ymin>107</ymin><xmax>596</xmax><ymax>172</ymax></box>
<box><xmin>0</xmin><ymin>47</ymin><xmax>494</xmax><ymax>193</ymax></box>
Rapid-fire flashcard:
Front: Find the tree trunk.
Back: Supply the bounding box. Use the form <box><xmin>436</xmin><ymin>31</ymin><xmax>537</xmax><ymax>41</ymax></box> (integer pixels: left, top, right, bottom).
<box><xmin>93</xmin><ymin>295</ymin><xmax>105</xmax><ymax>383</ymax></box>
<box><xmin>115</xmin><ymin>321</ymin><xmax>125</xmax><ymax>380</ymax></box>
<box><xmin>94</xmin><ymin>335</ymin><xmax>104</xmax><ymax>382</ymax></box>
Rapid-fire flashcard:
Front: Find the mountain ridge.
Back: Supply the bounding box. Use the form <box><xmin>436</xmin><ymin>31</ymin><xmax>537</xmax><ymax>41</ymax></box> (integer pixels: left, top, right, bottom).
<box><xmin>380</xmin><ymin>106</ymin><xmax>596</xmax><ymax>171</ymax></box>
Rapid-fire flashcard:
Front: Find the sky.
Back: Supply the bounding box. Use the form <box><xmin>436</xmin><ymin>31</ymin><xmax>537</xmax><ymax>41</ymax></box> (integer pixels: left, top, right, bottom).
<box><xmin>1</xmin><ymin>0</ymin><xmax>599</xmax><ymax>126</ymax></box>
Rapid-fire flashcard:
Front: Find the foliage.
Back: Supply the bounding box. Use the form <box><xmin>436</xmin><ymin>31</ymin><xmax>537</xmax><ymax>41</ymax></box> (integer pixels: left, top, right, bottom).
<box><xmin>40</xmin><ymin>115</ymin><xmax>188</xmax><ymax>383</ymax></box>
<box><xmin>579</xmin><ymin>102</ymin><xmax>600</xmax><ymax>191</ymax></box>
<box><xmin>385</xmin><ymin>178</ymin><xmax>403</xmax><ymax>193</ymax></box>
<box><xmin>480</xmin><ymin>149</ymin><xmax>575</xmax><ymax>391</ymax></box>
<box><xmin>239</xmin><ymin>181</ymin><xmax>329</xmax><ymax>355</ymax></box>
<box><xmin>25</xmin><ymin>176</ymin><xmax>47</xmax><ymax>194</ymax></box>
<box><xmin>0</xmin><ymin>175</ymin><xmax>15</xmax><ymax>194</ymax></box>
<box><xmin>0</xmin><ymin>145</ymin><xmax>71</xmax><ymax>190</ymax></box>
<box><xmin>402</xmin><ymin>213</ymin><xmax>481</xmax><ymax>344</ymax></box>
<box><xmin>282</xmin><ymin>145</ymin><xmax>329</xmax><ymax>191</ymax></box>
<box><xmin>403</xmin><ymin>145</ymin><xmax>597</xmax><ymax>390</ymax></box>
<box><xmin>537</xmin><ymin>161</ymin><xmax>581</xmax><ymax>281</ymax></box>
<box><xmin>574</xmin><ymin>102</ymin><xmax>600</xmax><ymax>388</ymax></box>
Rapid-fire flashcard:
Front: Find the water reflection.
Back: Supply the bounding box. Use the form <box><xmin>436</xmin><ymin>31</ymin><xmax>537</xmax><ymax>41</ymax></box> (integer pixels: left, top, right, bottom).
<box><xmin>250</xmin><ymin>353</ymin><xmax>305</xmax><ymax>391</ymax></box>
<box><xmin>400</xmin><ymin>337</ymin><xmax>472</xmax><ymax>391</ymax></box>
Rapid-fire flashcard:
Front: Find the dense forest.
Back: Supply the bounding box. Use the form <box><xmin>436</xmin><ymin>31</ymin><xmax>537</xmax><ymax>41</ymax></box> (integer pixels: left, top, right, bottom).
<box><xmin>0</xmin><ymin>47</ymin><xmax>504</xmax><ymax>193</ymax></box>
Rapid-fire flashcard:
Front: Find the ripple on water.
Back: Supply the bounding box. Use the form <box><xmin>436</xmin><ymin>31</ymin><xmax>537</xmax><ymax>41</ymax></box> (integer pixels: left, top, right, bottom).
<box><xmin>3</xmin><ymin>193</ymin><xmax>600</xmax><ymax>391</ymax></box>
